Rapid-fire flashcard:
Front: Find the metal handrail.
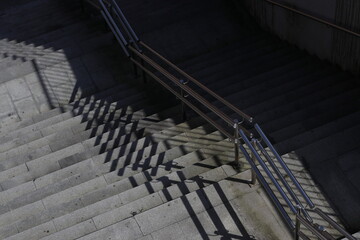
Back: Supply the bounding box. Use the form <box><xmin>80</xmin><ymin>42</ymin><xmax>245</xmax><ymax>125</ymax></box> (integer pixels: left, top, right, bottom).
<box><xmin>130</xmin><ymin>58</ymin><xmax>233</xmax><ymax>140</ymax></box>
<box><xmin>238</xmin><ymin>141</ymin><xmax>295</xmax><ymax>229</ymax></box>
<box><xmin>93</xmin><ymin>1</ymin><xmax>357</xmax><ymax>239</ymax></box>
<box><xmin>110</xmin><ymin>0</ymin><xmax>139</xmax><ymax>42</ymax></box>
<box><xmin>128</xmin><ymin>45</ymin><xmax>255</xmax><ymax>137</ymax></box>
<box><xmin>241</xmin><ymin>132</ymin><xmax>298</xmax><ymax>215</ymax></box>
<box><xmin>239</xmin><ymin>129</ymin><xmax>313</xmax><ymax>229</ymax></box>
<box><xmin>255</xmin><ymin>124</ymin><xmax>314</xmax><ymax>208</ymax></box>
<box><xmin>255</xmin><ymin>141</ymin><xmax>313</xmax><ymax>222</ymax></box>
<box><xmin>138</xmin><ymin>41</ymin><xmax>253</xmax><ymax>123</ymax></box>
<box><xmin>294</xmin><ymin>205</ymin><xmax>358</xmax><ymax>240</ymax></box>
<box><xmin>297</xmin><ymin>213</ymin><xmax>330</xmax><ymax>240</ymax></box>
<box><xmin>99</xmin><ymin>1</ymin><xmax>129</xmax><ymax>56</ymax></box>
<box><xmin>108</xmin><ymin>0</ymin><xmax>142</xmax><ymax>52</ymax></box>
<box><xmin>313</xmin><ymin>208</ymin><xmax>357</xmax><ymax>240</ymax></box>
<box><xmin>98</xmin><ymin>0</ymin><xmax>252</xmax><ymax>138</ymax></box>
<box><xmin>262</xmin><ymin>0</ymin><xmax>360</xmax><ymax>38</ymax></box>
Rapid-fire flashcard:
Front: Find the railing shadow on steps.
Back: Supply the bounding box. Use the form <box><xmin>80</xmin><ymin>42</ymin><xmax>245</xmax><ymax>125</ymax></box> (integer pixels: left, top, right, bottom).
<box><xmin>83</xmin><ymin>0</ymin><xmax>358</xmax><ymax>239</ymax></box>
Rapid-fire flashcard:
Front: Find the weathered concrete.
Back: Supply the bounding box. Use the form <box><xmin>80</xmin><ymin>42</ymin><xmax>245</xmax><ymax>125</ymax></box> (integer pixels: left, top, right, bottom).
<box><xmin>0</xmin><ymin>0</ymin><xmax>358</xmax><ymax>239</ymax></box>
<box><xmin>240</xmin><ymin>0</ymin><xmax>360</xmax><ymax>75</ymax></box>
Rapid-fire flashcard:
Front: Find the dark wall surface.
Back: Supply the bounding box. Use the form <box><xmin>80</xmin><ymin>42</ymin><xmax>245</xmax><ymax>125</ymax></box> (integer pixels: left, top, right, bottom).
<box><xmin>239</xmin><ymin>0</ymin><xmax>360</xmax><ymax>75</ymax></box>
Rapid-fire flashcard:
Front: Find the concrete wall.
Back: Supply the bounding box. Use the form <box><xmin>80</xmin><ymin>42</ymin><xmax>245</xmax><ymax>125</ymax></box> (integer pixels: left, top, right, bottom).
<box><xmin>240</xmin><ymin>0</ymin><xmax>360</xmax><ymax>75</ymax></box>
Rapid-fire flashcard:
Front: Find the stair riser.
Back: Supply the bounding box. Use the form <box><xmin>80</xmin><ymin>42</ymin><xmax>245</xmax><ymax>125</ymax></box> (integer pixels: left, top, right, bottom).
<box><xmin>4</xmin><ymin>141</ymin><xmax>238</xmax><ymax>238</ymax></box>
<box><xmin>0</xmin><ymin>122</ymin><xmax>225</xmax><ymax>216</ymax></box>
<box><xmin>0</xmin><ymin>102</ymin><xmax>178</xmax><ymax>189</ymax></box>
<box><xmin>0</xmin><ymin>88</ymin><xmax>146</xmax><ymax>150</ymax></box>
<box><xmin>274</xmin><ymin>110</ymin><xmax>360</xmax><ymax>154</ymax></box>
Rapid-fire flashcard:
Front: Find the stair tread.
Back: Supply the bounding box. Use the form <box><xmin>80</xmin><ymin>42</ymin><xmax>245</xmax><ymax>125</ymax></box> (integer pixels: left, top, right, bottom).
<box><xmin>0</xmin><ymin>133</ymin><xmax>236</xmax><ymax>238</ymax></box>
<box><xmin>0</xmin><ymin>0</ymin><xmax>359</xmax><ymax>238</ymax></box>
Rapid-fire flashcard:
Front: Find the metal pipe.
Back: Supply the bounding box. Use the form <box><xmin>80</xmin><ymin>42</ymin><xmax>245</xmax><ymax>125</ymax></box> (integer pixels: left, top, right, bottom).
<box><xmin>254</xmin><ymin>124</ymin><xmax>315</xmax><ymax>208</ymax></box>
<box><xmin>110</xmin><ymin>0</ymin><xmax>142</xmax><ymax>52</ymax></box>
<box><xmin>100</xmin><ymin>10</ymin><xmax>130</xmax><ymax>57</ymax></box>
<box><xmin>233</xmin><ymin>119</ymin><xmax>241</xmax><ymax>170</ymax></box>
<box><xmin>238</xmin><ymin>143</ymin><xmax>295</xmax><ymax>229</ymax></box>
<box><xmin>99</xmin><ymin>0</ymin><xmax>128</xmax><ymax>46</ymax></box>
<box><xmin>110</xmin><ymin>0</ymin><xmax>140</xmax><ymax>41</ymax></box>
<box><xmin>128</xmin><ymin>46</ymin><xmax>253</xmax><ymax>137</ymax></box>
<box><xmin>130</xmin><ymin>58</ymin><xmax>234</xmax><ymax>139</ymax></box>
<box><xmin>263</xmin><ymin>0</ymin><xmax>360</xmax><ymax>38</ymax></box>
<box><xmin>314</xmin><ymin>208</ymin><xmax>357</xmax><ymax>240</ymax></box>
<box><xmin>250</xmin><ymin>140</ymin><xmax>257</xmax><ymax>184</ymax></box>
<box><xmin>139</xmin><ymin>41</ymin><xmax>253</xmax><ymax>123</ymax></box>
<box><xmin>240</xmin><ymin>130</ymin><xmax>298</xmax><ymax>214</ymax></box>
<box><xmin>297</xmin><ymin>215</ymin><xmax>329</xmax><ymax>240</ymax></box>
<box><xmin>180</xmin><ymin>79</ymin><xmax>188</xmax><ymax>121</ymax></box>
<box><xmin>256</xmin><ymin>141</ymin><xmax>313</xmax><ymax>222</ymax></box>
<box><xmin>298</xmin><ymin>232</ymin><xmax>311</xmax><ymax>240</ymax></box>
<box><xmin>294</xmin><ymin>206</ymin><xmax>301</xmax><ymax>240</ymax></box>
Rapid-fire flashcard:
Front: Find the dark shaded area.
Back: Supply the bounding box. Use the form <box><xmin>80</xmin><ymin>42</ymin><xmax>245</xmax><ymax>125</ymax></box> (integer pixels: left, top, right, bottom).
<box><xmin>0</xmin><ymin>0</ymin><xmax>359</xmax><ymax>236</ymax></box>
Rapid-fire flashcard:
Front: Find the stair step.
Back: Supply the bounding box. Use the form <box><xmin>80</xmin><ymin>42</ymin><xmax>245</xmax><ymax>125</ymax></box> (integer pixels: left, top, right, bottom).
<box><xmin>0</xmin><ymin>80</ymin><xmax>142</xmax><ymax>135</ymax></box>
<box><xmin>1</xmin><ymin>133</ymin><xmax>242</xmax><ymax>239</ymax></box>
<box><xmin>176</xmin><ymin>32</ymin><xmax>268</xmax><ymax>71</ymax></box>
<box><xmin>73</xmin><ymin>170</ymin><xmax>284</xmax><ymax>240</ymax></box>
<box><xmin>0</xmin><ymin>0</ymin><xmax>77</xmax><ymax>20</ymax></box>
<box><xmin>0</xmin><ymin>96</ymin><xmax>160</xmax><ymax>171</ymax></box>
<box><xmin>5</xmin><ymin>165</ymin><xmax>236</xmax><ymax>240</ymax></box>
<box><xmin>3</xmin><ymin>5</ymin><xmax>82</xmax><ymax>42</ymax></box>
<box><xmin>296</xmin><ymin>124</ymin><xmax>360</xmax><ymax>231</ymax></box>
<box><xmin>0</xmin><ymin>32</ymin><xmax>114</xmax><ymax>70</ymax></box>
<box><xmin>253</xmin><ymin>74</ymin><xmax>357</xmax><ymax>129</ymax></box>
<box><xmin>0</xmin><ymin>89</ymin><xmax>148</xmax><ymax>153</ymax></box>
<box><xmin>0</xmin><ymin>89</ymin><xmax>148</xmax><ymax>159</ymax></box>
<box><xmin>0</xmin><ymin>0</ymin><xmax>358</xmax><ymax>237</ymax></box>
<box><xmin>24</xmin><ymin>18</ymin><xmax>102</xmax><ymax>48</ymax></box>
<box><xmin>0</xmin><ymin>130</ymin><xmax>235</xmax><ymax>238</ymax></box>
<box><xmin>227</xmin><ymin>71</ymin><xmax>346</xmax><ymax>120</ymax></box>
<box><xmin>0</xmin><ymin>101</ymin><xmax>178</xmax><ymax>190</ymax></box>
<box><xmin>272</xmin><ymin>104</ymin><xmax>360</xmax><ymax>154</ymax></box>
<box><xmin>297</xmin><ymin>124</ymin><xmax>360</xmax><ymax>167</ymax></box>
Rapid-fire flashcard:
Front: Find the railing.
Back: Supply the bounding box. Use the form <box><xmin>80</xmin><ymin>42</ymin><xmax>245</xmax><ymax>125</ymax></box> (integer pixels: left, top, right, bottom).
<box><xmin>85</xmin><ymin>0</ymin><xmax>358</xmax><ymax>239</ymax></box>
<box><xmin>97</xmin><ymin>0</ymin><xmax>254</xmax><ymax>171</ymax></box>
<box><xmin>293</xmin><ymin>207</ymin><xmax>358</xmax><ymax>240</ymax></box>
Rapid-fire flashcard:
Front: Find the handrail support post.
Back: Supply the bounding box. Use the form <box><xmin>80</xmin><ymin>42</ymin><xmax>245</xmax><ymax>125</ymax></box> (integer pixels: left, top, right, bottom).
<box><xmin>180</xmin><ymin>79</ymin><xmax>188</xmax><ymax>121</ymax></box>
<box><xmin>250</xmin><ymin>139</ymin><xmax>257</xmax><ymax>184</ymax></box>
<box><xmin>294</xmin><ymin>206</ymin><xmax>301</xmax><ymax>240</ymax></box>
<box><xmin>233</xmin><ymin>120</ymin><xmax>241</xmax><ymax>170</ymax></box>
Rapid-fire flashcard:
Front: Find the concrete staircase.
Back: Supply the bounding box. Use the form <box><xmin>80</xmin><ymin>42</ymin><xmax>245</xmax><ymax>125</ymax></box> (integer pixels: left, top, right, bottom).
<box><xmin>0</xmin><ymin>0</ymin><xmax>359</xmax><ymax>239</ymax></box>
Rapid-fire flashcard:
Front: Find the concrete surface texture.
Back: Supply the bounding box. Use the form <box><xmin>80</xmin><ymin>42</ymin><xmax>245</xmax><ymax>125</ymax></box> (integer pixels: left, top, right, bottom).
<box><xmin>0</xmin><ymin>0</ymin><xmax>359</xmax><ymax>239</ymax></box>
<box><xmin>240</xmin><ymin>0</ymin><xmax>360</xmax><ymax>75</ymax></box>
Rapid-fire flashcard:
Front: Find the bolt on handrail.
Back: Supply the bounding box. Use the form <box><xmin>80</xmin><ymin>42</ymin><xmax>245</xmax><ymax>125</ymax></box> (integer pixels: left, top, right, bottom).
<box><xmin>92</xmin><ymin>1</ymin><xmax>357</xmax><ymax>239</ymax></box>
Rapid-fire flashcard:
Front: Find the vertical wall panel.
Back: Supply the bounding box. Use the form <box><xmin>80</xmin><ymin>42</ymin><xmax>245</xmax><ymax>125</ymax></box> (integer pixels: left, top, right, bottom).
<box><xmin>333</xmin><ymin>0</ymin><xmax>360</xmax><ymax>74</ymax></box>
